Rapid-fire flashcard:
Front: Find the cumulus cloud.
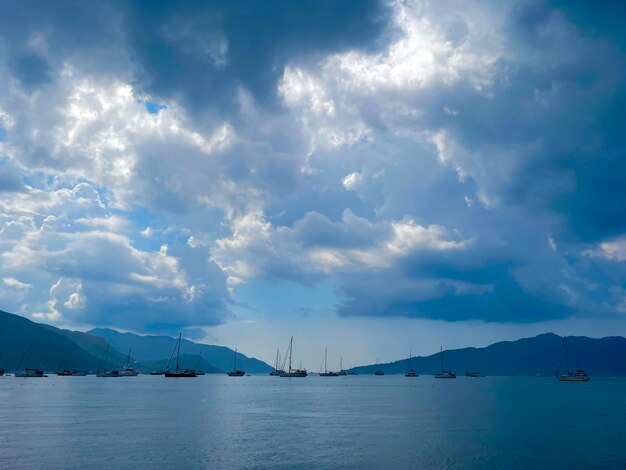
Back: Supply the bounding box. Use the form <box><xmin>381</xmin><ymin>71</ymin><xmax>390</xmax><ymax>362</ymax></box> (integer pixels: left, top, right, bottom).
<box><xmin>0</xmin><ymin>182</ymin><xmax>230</xmax><ymax>331</ymax></box>
<box><xmin>0</xmin><ymin>0</ymin><xmax>625</xmax><ymax>331</ymax></box>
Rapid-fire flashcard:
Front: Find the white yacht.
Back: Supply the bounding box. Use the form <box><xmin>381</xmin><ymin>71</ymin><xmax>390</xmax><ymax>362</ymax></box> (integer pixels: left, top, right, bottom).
<box><xmin>405</xmin><ymin>351</ymin><xmax>419</xmax><ymax>377</ymax></box>
<box><xmin>435</xmin><ymin>347</ymin><xmax>456</xmax><ymax>379</ymax></box>
<box><xmin>96</xmin><ymin>342</ymin><xmax>122</xmax><ymax>378</ymax></box>
<box><xmin>121</xmin><ymin>348</ymin><xmax>139</xmax><ymax>376</ymax></box>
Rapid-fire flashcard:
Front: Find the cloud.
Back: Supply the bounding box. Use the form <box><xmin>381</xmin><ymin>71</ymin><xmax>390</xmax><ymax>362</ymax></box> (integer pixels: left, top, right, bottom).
<box><xmin>1</xmin><ymin>0</ymin><xmax>626</xmax><ymax>331</ymax></box>
<box><xmin>0</xmin><ymin>182</ymin><xmax>230</xmax><ymax>331</ymax></box>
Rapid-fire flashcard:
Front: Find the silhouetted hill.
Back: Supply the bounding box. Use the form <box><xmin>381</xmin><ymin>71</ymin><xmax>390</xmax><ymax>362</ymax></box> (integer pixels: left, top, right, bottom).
<box><xmin>353</xmin><ymin>333</ymin><xmax>626</xmax><ymax>376</ymax></box>
<box><xmin>89</xmin><ymin>328</ymin><xmax>272</xmax><ymax>373</ymax></box>
<box><xmin>0</xmin><ymin>310</ymin><xmax>106</xmax><ymax>372</ymax></box>
<box><xmin>44</xmin><ymin>324</ymin><xmax>127</xmax><ymax>369</ymax></box>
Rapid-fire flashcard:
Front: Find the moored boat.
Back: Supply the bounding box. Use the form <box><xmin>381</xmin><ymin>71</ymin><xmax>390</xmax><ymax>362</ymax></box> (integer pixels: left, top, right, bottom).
<box><xmin>270</xmin><ymin>348</ymin><xmax>284</xmax><ymax>376</ymax></box>
<box><xmin>227</xmin><ymin>349</ymin><xmax>246</xmax><ymax>376</ymax></box>
<box><xmin>56</xmin><ymin>352</ymin><xmax>87</xmax><ymax>376</ymax></box>
<box><xmin>97</xmin><ymin>370</ymin><xmax>121</xmax><ymax>378</ymax></box>
<box><xmin>279</xmin><ymin>336</ymin><xmax>307</xmax><ymax>377</ymax></box>
<box><xmin>164</xmin><ymin>334</ymin><xmax>197</xmax><ymax>378</ymax></box>
<box><xmin>337</xmin><ymin>358</ymin><xmax>347</xmax><ymax>375</ymax></box>
<box><xmin>14</xmin><ymin>340</ymin><xmax>46</xmax><ymax>378</ymax></box>
<box><xmin>15</xmin><ymin>368</ymin><xmax>46</xmax><ymax>378</ymax></box>
<box><xmin>435</xmin><ymin>347</ymin><xmax>456</xmax><ymax>379</ymax></box>
<box><xmin>374</xmin><ymin>358</ymin><xmax>384</xmax><ymax>376</ymax></box>
<box><xmin>405</xmin><ymin>351</ymin><xmax>419</xmax><ymax>377</ymax></box>
<box><xmin>558</xmin><ymin>337</ymin><xmax>590</xmax><ymax>382</ymax></box>
<box><xmin>559</xmin><ymin>370</ymin><xmax>589</xmax><ymax>382</ymax></box>
<box><xmin>319</xmin><ymin>347</ymin><xmax>338</xmax><ymax>376</ymax></box>
<box><xmin>96</xmin><ymin>342</ymin><xmax>121</xmax><ymax>378</ymax></box>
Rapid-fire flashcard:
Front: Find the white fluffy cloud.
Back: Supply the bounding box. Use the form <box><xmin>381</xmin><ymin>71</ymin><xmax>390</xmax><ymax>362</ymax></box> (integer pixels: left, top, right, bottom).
<box><xmin>1</xmin><ymin>0</ymin><xmax>625</xmax><ymax>332</ymax></box>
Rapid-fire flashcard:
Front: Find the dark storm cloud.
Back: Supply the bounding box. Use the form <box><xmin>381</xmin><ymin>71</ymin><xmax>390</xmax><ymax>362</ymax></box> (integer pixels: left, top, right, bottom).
<box><xmin>2</xmin><ymin>0</ymin><xmax>626</xmax><ymax>330</ymax></box>
<box><xmin>122</xmin><ymin>0</ymin><xmax>391</xmax><ymax>114</ymax></box>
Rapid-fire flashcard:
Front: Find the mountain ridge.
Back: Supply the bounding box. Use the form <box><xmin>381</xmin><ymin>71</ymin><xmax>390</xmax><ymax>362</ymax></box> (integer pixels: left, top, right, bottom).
<box><xmin>0</xmin><ymin>309</ymin><xmax>269</xmax><ymax>373</ymax></box>
<box><xmin>352</xmin><ymin>333</ymin><xmax>626</xmax><ymax>376</ymax></box>
<box><xmin>88</xmin><ymin>327</ymin><xmax>272</xmax><ymax>373</ymax></box>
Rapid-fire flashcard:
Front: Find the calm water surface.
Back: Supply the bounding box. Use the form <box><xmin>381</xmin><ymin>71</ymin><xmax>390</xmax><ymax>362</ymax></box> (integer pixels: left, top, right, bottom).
<box><xmin>0</xmin><ymin>375</ymin><xmax>625</xmax><ymax>469</ymax></box>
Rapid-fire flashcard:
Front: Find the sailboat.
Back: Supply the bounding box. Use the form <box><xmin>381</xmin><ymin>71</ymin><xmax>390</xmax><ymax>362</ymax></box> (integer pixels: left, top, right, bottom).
<box><xmin>270</xmin><ymin>348</ymin><xmax>284</xmax><ymax>376</ymax></box>
<box><xmin>374</xmin><ymin>358</ymin><xmax>384</xmax><ymax>375</ymax></box>
<box><xmin>319</xmin><ymin>347</ymin><xmax>338</xmax><ymax>376</ymax></box>
<box><xmin>558</xmin><ymin>336</ymin><xmax>589</xmax><ymax>382</ymax></box>
<box><xmin>435</xmin><ymin>346</ymin><xmax>456</xmax><ymax>378</ymax></box>
<box><xmin>279</xmin><ymin>336</ymin><xmax>307</xmax><ymax>377</ymax></box>
<box><xmin>227</xmin><ymin>349</ymin><xmax>246</xmax><ymax>376</ymax></box>
<box><xmin>96</xmin><ymin>342</ymin><xmax>121</xmax><ymax>377</ymax></box>
<box><xmin>337</xmin><ymin>357</ymin><xmax>347</xmax><ymax>376</ymax></box>
<box><xmin>121</xmin><ymin>348</ymin><xmax>139</xmax><ymax>376</ymax></box>
<box><xmin>405</xmin><ymin>351</ymin><xmax>419</xmax><ymax>377</ymax></box>
<box><xmin>56</xmin><ymin>352</ymin><xmax>86</xmax><ymax>376</ymax></box>
<box><xmin>14</xmin><ymin>340</ymin><xmax>46</xmax><ymax>377</ymax></box>
<box><xmin>164</xmin><ymin>334</ymin><xmax>196</xmax><ymax>377</ymax></box>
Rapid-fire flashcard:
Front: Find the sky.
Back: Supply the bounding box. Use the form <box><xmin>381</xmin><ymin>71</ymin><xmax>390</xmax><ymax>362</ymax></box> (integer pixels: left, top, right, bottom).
<box><xmin>1</xmin><ymin>0</ymin><xmax>626</xmax><ymax>369</ymax></box>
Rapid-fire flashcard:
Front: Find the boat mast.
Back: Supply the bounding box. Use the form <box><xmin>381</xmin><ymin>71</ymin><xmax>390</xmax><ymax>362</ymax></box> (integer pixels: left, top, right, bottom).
<box><xmin>233</xmin><ymin>349</ymin><xmax>238</xmax><ymax>371</ymax></box>
<box><xmin>57</xmin><ymin>352</ymin><xmax>67</xmax><ymax>373</ymax></box>
<box><xmin>440</xmin><ymin>346</ymin><xmax>443</xmax><ymax>372</ymax></box>
<box><xmin>124</xmin><ymin>348</ymin><xmax>132</xmax><ymax>370</ymax></box>
<box><xmin>176</xmin><ymin>333</ymin><xmax>182</xmax><ymax>372</ymax></box>
<box><xmin>275</xmin><ymin>349</ymin><xmax>280</xmax><ymax>370</ymax></box>
<box><xmin>15</xmin><ymin>340</ymin><xmax>33</xmax><ymax>372</ymax></box>
<box><xmin>289</xmin><ymin>336</ymin><xmax>293</xmax><ymax>372</ymax></box>
<box><xmin>409</xmin><ymin>350</ymin><xmax>412</xmax><ymax>372</ymax></box>
<box><xmin>324</xmin><ymin>347</ymin><xmax>328</xmax><ymax>373</ymax></box>
<box><xmin>104</xmin><ymin>342</ymin><xmax>109</xmax><ymax>372</ymax></box>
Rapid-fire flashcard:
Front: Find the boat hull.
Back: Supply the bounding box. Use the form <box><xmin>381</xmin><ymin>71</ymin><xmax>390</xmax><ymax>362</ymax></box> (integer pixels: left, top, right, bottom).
<box><xmin>435</xmin><ymin>371</ymin><xmax>457</xmax><ymax>379</ymax></box>
<box><xmin>57</xmin><ymin>370</ymin><xmax>86</xmax><ymax>376</ymax></box>
<box><xmin>96</xmin><ymin>371</ymin><xmax>121</xmax><ymax>377</ymax></box>
<box><xmin>559</xmin><ymin>375</ymin><xmax>589</xmax><ymax>382</ymax></box>
<box><xmin>15</xmin><ymin>369</ymin><xmax>45</xmax><ymax>378</ymax></box>
<box><xmin>164</xmin><ymin>370</ymin><xmax>196</xmax><ymax>378</ymax></box>
<box><xmin>320</xmin><ymin>372</ymin><xmax>339</xmax><ymax>377</ymax></box>
<box><xmin>227</xmin><ymin>371</ymin><xmax>245</xmax><ymax>376</ymax></box>
<box><xmin>279</xmin><ymin>370</ymin><xmax>307</xmax><ymax>377</ymax></box>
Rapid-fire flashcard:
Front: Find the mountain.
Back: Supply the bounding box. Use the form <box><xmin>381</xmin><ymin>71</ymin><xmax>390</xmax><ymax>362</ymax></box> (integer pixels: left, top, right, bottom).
<box><xmin>88</xmin><ymin>328</ymin><xmax>272</xmax><ymax>373</ymax></box>
<box><xmin>43</xmin><ymin>324</ymin><xmax>128</xmax><ymax>369</ymax></box>
<box><xmin>352</xmin><ymin>333</ymin><xmax>626</xmax><ymax>376</ymax></box>
<box><xmin>0</xmin><ymin>309</ymin><xmax>107</xmax><ymax>372</ymax></box>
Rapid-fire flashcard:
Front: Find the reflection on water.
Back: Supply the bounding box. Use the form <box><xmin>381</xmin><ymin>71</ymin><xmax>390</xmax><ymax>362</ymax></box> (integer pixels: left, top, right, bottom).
<box><xmin>1</xmin><ymin>375</ymin><xmax>625</xmax><ymax>469</ymax></box>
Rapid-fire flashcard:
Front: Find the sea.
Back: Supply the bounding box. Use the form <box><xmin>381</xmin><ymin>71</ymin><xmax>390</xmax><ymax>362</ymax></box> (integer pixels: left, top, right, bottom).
<box><xmin>0</xmin><ymin>374</ymin><xmax>625</xmax><ymax>469</ymax></box>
